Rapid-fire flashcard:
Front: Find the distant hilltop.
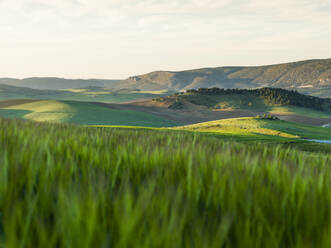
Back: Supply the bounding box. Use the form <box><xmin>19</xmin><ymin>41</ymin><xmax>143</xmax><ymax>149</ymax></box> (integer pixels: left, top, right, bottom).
<box><xmin>120</xmin><ymin>58</ymin><xmax>331</xmax><ymax>92</ymax></box>
<box><xmin>1</xmin><ymin>58</ymin><xmax>330</xmax><ymax>95</ymax></box>
<box><xmin>0</xmin><ymin>77</ymin><xmax>122</xmax><ymax>90</ymax></box>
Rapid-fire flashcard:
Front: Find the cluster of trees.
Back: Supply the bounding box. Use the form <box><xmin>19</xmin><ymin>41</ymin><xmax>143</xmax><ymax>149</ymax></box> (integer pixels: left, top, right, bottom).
<box><xmin>168</xmin><ymin>99</ymin><xmax>184</xmax><ymax>109</ymax></box>
<box><xmin>185</xmin><ymin>87</ymin><xmax>328</xmax><ymax>111</ymax></box>
<box><xmin>256</xmin><ymin>114</ymin><xmax>280</xmax><ymax>120</ymax></box>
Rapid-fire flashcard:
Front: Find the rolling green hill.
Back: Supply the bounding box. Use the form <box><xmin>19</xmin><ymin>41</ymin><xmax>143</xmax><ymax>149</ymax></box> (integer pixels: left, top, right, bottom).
<box><xmin>176</xmin><ymin>117</ymin><xmax>331</xmax><ymax>140</ymax></box>
<box><xmin>0</xmin><ymin>84</ymin><xmax>170</xmax><ymax>103</ymax></box>
<box><xmin>2</xmin><ymin>86</ymin><xmax>331</xmax><ymax>127</ymax></box>
<box><xmin>0</xmin><ymin>84</ymin><xmax>62</xmax><ymax>98</ymax></box>
<box><xmin>0</xmin><ymin>100</ymin><xmax>177</xmax><ymax>127</ymax></box>
<box><xmin>154</xmin><ymin>87</ymin><xmax>331</xmax><ymax>119</ymax></box>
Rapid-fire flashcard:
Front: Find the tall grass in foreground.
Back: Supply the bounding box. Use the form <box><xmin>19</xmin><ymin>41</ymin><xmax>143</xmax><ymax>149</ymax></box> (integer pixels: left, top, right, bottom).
<box><xmin>0</xmin><ymin>118</ymin><xmax>331</xmax><ymax>247</ymax></box>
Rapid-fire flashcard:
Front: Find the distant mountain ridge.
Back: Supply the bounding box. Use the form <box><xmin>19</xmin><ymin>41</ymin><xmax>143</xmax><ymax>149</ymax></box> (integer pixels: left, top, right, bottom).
<box><xmin>122</xmin><ymin>59</ymin><xmax>331</xmax><ymax>91</ymax></box>
<box><xmin>0</xmin><ymin>78</ymin><xmax>121</xmax><ymax>90</ymax></box>
<box><xmin>1</xmin><ymin>59</ymin><xmax>330</xmax><ymax>94</ymax></box>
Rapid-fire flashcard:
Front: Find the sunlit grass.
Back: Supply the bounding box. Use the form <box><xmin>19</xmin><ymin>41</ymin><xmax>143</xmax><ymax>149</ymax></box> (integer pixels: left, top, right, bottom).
<box><xmin>4</xmin><ymin>100</ymin><xmax>74</xmax><ymax>122</ymax></box>
<box><xmin>0</xmin><ymin>100</ymin><xmax>178</xmax><ymax>127</ymax></box>
<box><xmin>62</xmin><ymin>88</ymin><xmax>89</xmax><ymax>93</ymax></box>
<box><xmin>133</xmin><ymin>90</ymin><xmax>171</xmax><ymax>94</ymax></box>
<box><xmin>176</xmin><ymin>117</ymin><xmax>331</xmax><ymax>140</ymax></box>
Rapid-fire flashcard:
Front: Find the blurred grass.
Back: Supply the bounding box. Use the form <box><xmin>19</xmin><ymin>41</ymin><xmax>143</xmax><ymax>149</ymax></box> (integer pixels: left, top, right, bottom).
<box><xmin>0</xmin><ymin>118</ymin><xmax>331</xmax><ymax>247</ymax></box>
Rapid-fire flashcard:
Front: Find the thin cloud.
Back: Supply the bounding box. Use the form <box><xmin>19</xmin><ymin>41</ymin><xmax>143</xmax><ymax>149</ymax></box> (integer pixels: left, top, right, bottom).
<box><xmin>0</xmin><ymin>0</ymin><xmax>330</xmax><ymax>78</ymax></box>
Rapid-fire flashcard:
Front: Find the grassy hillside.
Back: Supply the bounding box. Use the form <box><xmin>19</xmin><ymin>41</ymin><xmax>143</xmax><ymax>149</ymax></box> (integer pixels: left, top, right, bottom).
<box><xmin>2</xmin><ymin>86</ymin><xmax>331</xmax><ymax>127</ymax></box>
<box><xmin>0</xmin><ymin>84</ymin><xmax>170</xmax><ymax>103</ymax></box>
<box><xmin>186</xmin><ymin>88</ymin><xmax>330</xmax><ymax>110</ymax></box>
<box><xmin>120</xmin><ymin>59</ymin><xmax>331</xmax><ymax>94</ymax></box>
<box><xmin>298</xmin><ymin>86</ymin><xmax>331</xmax><ymax>98</ymax></box>
<box><xmin>0</xmin><ymin>100</ymin><xmax>177</xmax><ymax>127</ymax></box>
<box><xmin>153</xmin><ymin>88</ymin><xmax>331</xmax><ymax>121</ymax></box>
<box><xmin>0</xmin><ymin>84</ymin><xmax>63</xmax><ymax>98</ymax></box>
<box><xmin>177</xmin><ymin>117</ymin><xmax>331</xmax><ymax>140</ymax></box>
<box><xmin>1</xmin><ymin>118</ymin><xmax>331</xmax><ymax>247</ymax></box>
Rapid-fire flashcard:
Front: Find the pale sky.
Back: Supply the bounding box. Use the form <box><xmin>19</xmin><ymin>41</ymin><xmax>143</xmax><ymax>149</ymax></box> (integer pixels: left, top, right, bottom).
<box><xmin>0</xmin><ymin>0</ymin><xmax>330</xmax><ymax>79</ymax></box>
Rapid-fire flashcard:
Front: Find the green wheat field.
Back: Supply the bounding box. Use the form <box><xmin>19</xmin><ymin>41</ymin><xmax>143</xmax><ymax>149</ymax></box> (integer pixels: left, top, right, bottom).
<box><xmin>1</xmin><ymin>118</ymin><xmax>331</xmax><ymax>247</ymax></box>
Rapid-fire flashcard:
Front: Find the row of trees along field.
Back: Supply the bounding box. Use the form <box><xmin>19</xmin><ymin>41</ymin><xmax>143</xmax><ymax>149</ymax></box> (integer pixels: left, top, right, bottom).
<box><xmin>184</xmin><ymin>87</ymin><xmax>330</xmax><ymax>111</ymax></box>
